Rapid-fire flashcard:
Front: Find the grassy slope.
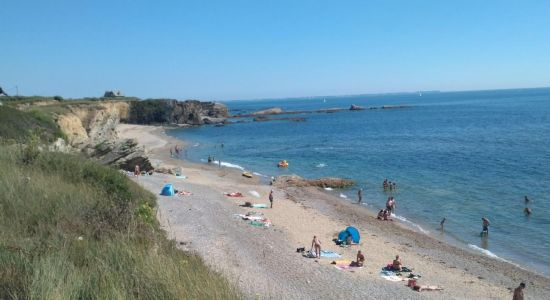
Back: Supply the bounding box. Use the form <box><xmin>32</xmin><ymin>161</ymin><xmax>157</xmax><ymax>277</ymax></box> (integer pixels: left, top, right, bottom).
<box><xmin>0</xmin><ymin>110</ymin><xmax>239</xmax><ymax>299</ymax></box>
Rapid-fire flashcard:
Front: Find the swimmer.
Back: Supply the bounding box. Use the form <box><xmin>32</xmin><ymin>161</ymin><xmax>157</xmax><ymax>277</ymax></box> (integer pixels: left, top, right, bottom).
<box><xmin>524</xmin><ymin>207</ymin><xmax>532</xmax><ymax>215</ymax></box>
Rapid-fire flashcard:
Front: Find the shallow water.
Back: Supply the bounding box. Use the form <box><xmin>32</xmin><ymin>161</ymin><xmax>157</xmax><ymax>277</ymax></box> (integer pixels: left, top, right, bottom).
<box><xmin>169</xmin><ymin>88</ymin><xmax>550</xmax><ymax>275</ymax></box>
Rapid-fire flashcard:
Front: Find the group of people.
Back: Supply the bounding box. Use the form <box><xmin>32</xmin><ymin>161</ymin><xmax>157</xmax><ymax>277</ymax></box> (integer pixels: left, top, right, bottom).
<box><xmin>310</xmin><ymin>235</ymin><xmax>366</xmax><ymax>267</ymax></box>
<box><xmin>383</xmin><ymin>179</ymin><xmax>397</xmax><ymax>191</ymax></box>
<box><xmin>377</xmin><ymin>209</ymin><xmax>393</xmax><ymax>221</ymax></box>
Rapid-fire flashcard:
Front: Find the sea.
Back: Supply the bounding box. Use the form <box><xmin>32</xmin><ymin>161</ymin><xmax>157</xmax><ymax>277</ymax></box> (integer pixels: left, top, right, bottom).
<box><xmin>168</xmin><ymin>88</ymin><xmax>550</xmax><ymax>276</ymax></box>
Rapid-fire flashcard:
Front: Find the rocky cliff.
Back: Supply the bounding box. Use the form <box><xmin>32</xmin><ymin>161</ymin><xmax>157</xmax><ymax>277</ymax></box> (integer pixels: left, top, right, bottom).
<box><xmin>54</xmin><ymin>99</ymin><xmax>228</xmax><ymax>171</ymax></box>
<box><xmin>128</xmin><ymin>99</ymin><xmax>228</xmax><ymax>125</ymax></box>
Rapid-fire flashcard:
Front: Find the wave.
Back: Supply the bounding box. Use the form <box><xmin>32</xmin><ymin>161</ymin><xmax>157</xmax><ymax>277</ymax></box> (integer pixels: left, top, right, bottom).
<box><xmin>192</xmin><ymin>143</ymin><xmax>200</xmax><ymax>147</ymax></box>
<box><xmin>316</xmin><ymin>163</ymin><xmax>327</xmax><ymax>168</ymax></box>
<box><xmin>324</xmin><ymin>187</ymin><xmax>333</xmax><ymax>191</ymax></box>
<box><xmin>391</xmin><ymin>214</ymin><xmax>430</xmax><ymax>234</ymax></box>
<box><xmin>468</xmin><ymin>244</ymin><xmax>504</xmax><ymax>260</ymax></box>
<box><xmin>252</xmin><ymin>172</ymin><xmax>267</xmax><ymax>177</ymax></box>
<box><xmin>339</xmin><ymin>193</ymin><xmax>347</xmax><ymax>199</ymax></box>
<box><xmin>212</xmin><ymin>160</ymin><xmax>245</xmax><ymax>171</ymax></box>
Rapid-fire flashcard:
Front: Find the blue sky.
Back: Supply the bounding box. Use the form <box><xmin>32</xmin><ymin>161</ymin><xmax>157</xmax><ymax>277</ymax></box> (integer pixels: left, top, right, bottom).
<box><xmin>1</xmin><ymin>0</ymin><xmax>550</xmax><ymax>100</ymax></box>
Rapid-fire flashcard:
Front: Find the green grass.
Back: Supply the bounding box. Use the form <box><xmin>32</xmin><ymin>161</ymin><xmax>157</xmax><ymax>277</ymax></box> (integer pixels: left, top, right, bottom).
<box><xmin>0</xmin><ymin>106</ymin><xmax>65</xmax><ymax>144</ymax></box>
<box><xmin>0</xmin><ymin>148</ymin><xmax>239</xmax><ymax>299</ymax></box>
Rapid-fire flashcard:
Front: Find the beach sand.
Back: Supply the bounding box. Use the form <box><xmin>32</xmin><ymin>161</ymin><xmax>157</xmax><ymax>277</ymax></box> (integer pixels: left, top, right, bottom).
<box><xmin>119</xmin><ymin>124</ymin><xmax>550</xmax><ymax>299</ymax></box>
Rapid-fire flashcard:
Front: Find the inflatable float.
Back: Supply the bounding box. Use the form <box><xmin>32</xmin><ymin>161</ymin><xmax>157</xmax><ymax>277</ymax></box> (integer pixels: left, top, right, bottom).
<box><xmin>277</xmin><ymin>160</ymin><xmax>289</xmax><ymax>168</ymax></box>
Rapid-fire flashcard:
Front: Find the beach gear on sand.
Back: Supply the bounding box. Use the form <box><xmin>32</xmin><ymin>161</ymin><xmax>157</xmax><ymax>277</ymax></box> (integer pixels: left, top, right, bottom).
<box><xmin>160</xmin><ymin>184</ymin><xmax>175</xmax><ymax>196</ymax></box>
<box><xmin>242</xmin><ymin>172</ymin><xmax>253</xmax><ymax>178</ymax></box>
<box><xmin>337</xmin><ymin>226</ymin><xmax>361</xmax><ymax>244</ymax></box>
<box><xmin>413</xmin><ymin>285</ymin><xmax>444</xmax><ymax>292</ymax></box>
<box><xmin>320</xmin><ymin>250</ymin><xmax>342</xmax><ymax>258</ymax></box>
<box><xmin>251</xmin><ymin>204</ymin><xmax>268</xmax><ymax>208</ymax></box>
<box><xmin>331</xmin><ymin>260</ymin><xmax>362</xmax><ymax>271</ymax></box>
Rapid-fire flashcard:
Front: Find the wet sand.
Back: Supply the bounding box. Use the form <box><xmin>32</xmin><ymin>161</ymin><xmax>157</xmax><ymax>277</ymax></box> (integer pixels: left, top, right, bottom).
<box><xmin>119</xmin><ymin>124</ymin><xmax>550</xmax><ymax>299</ymax></box>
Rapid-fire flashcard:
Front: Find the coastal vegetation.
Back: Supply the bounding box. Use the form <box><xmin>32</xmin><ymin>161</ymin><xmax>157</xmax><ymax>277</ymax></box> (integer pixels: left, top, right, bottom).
<box><xmin>0</xmin><ymin>108</ymin><xmax>239</xmax><ymax>299</ymax></box>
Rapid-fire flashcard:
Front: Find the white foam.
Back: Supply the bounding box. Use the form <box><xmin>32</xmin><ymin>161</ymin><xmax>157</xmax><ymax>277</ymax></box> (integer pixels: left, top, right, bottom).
<box><xmin>252</xmin><ymin>172</ymin><xmax>267</xmax><ymax>177</ymax></box>
<box><xmin>213</xmin><ymin>160</ymin><xmax>245</xmax><ymax>170</ymax></box>
<box><xmin>468</xmin><ymin>244</ymin><xmax>503</xmax><ymax>260</ymax></box>
<box><xmin>324</xmin><ymin>187</ymin><xmax>333</xmax><ymax>191</ymax></box>
<box><xmin>249</xmin><ymin>190</ymin><xmax>261</xmax><ymax>198</ymax></box>
<box><xmin>391</xmin><ymin>214</ymin><xmax>430</xmax><ymax>234</ymax></box>
<box><xmin>193</xmin><ymin>143</ymin><xmax>200</xmax><ymax>147</ymax></box>
<box><xmin>316</xmin><ymin>163</ymin><xmax>327</xmax><ymax>168</ymax></box>
<box><xmin>339</xmin><ymin>193</ymin><xmax>347</xmax><ymax>199</ymax></box>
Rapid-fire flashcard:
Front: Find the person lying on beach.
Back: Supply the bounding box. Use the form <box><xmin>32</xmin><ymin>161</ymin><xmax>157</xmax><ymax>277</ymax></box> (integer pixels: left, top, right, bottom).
<box><xmin>377</xmin><ymin>209</ymin><xmax>384</xmax><ymax>220</ymax></box>
<box><xmin>413</xmin><ymin>285</ymin><xmax>444</xmax><ymax>292</ymax></box>
<box><xmin>311</xmin><ymin>236</ymin><xmax>321</xmax><ymax>258</ymax></box>
<box><xmin>224</xmin><ymin>192</ymin><xmax>244</xmax><ymax>197</ymax></box>
<box><xmin>392</xmin><ymin>255</ymin><xmax>403</xmax><ymax>271</ymax></box>
<box><xmin>355</xmin><ymin>250</ymin><xmax>365</xmax><ymax>267</ymax></box>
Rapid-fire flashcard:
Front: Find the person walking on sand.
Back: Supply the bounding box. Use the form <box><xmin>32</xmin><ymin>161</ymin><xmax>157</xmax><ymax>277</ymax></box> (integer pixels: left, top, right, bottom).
<box><xmin>311</xmin><ymin>236</ymin><xmax>321</xmax><ymax>258</ymax></box>
<box><xmin>481</xmin><ymin>217</ymin><xmax>490</xmax><ymax>236</ymax></box>
<box><xmin>357</xmin><ymin>188</ymin><xmax>363</xmax><ymax>204</ymax></box>
<box><xmin>513</xmin><ymin>282</ymin><xmax>526</xmax><ymax>300</ymax></box>
<box><xmin>269</xmin><ymin>190</ymin><xmax>274</xmax><ymax>208</ymax></box>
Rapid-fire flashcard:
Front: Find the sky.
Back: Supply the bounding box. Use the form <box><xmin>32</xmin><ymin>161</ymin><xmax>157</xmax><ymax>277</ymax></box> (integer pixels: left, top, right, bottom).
<box><xmin>1</xmin><ymin>0</ymin><xmax>550</xmax><ymax>100</ymax></box>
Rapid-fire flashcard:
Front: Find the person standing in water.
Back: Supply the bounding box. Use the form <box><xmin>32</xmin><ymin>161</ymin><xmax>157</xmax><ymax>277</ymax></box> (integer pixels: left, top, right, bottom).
<box><xmin>524</xmin><ymin>196</ymin><xmax>530</xmax><ymax>203</ymax></box>
<box><xmin>269</xmin><ymin>190</ymin><xmax>274</xmax><ymax>208</ymax></box>
<box><xmin>357</xmin><ymin>189</ymin><xmax>363</xmax><ymax>204</ymax></box>
<box><xmin>481</xmin><ymin>217</ymin><xmax>490</xmax><ymax>236</ymax></box>
<box><xmin>440</xmin><ymin>217</ymin><xmax>446</xmax><ymax>230</ymax></box>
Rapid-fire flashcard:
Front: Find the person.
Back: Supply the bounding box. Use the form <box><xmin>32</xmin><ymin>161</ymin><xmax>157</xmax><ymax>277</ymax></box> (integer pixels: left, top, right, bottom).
<box><xmin>356</xmin><ymin>250</ymin><xmax>365</xmax><ymax>267</ymax></box>
<box><xmin>174</xmin><ymin>145</ymin><xmax>180</xmax><ymax>156</ymax></box>
<box><xmin>383</xmin><ymin>179</ymin><xmax>389</xmax><ymax>190</ymax></box>
<box><xmin>524</xmin><ymin>196</ymin><xmax>529</xmax><ymax>203</ymax></box>
<box><xmin>390</xmin><ymin>197</ymin><xmax>396</xmax><ymax>213</ymax></box>
<box><xmin>386</xmin><ymin>197</ymin><xmax>393</xmax><ymax>211</ymax></box>
<box><xmin>134</xmin><ymin>165</ymin><xmax>140</xmax><ymax>177</ymax></box>
<box><xmin>208</xmin><ymin>155</ymin><xmax>212</xmax><ymax>163</ymax></box>
<box><xmin>392</xmin><ymin>182</ymin><xmax>397</xmax><ymax>190</ymax></box>
<box><xmin>440</xmin><ymin>217</ymin><xmax>446</xmax><ymax>230</ymax></box>
<box><xmin>377</xmin><ymin>209</ymin><xmax>385</xmax><ymax>220</ymax></box>
<box><xmin>513</xmin><ymin>282</ymin><xmax>526</xmax><ymax>300</ymax></box>
<box><xmin>169</xmin><ymin>147</ymin><xmax>173</xmax><ymax>157</ymax></box>
<box><xmin>311</xmin><ymin>236</ymin><xmax>321</xmax><ymax>259</ymax></box>
<box><xmin>481</xmin><ymin>217</ymin><xmax>490</xmax><ymax>236</ymax></box>
<box><xmin>389</xmin><ymin>181</ymin><xmax>393</xmax><ymax>191</ymax></box>
<box><xmin>392</xmin><ymin>255</ymin><xmax>403</xmax><ymax>271</ymax></box>
<box><xmin>345</xmin><ymin>235</ymin><xmax>352</xmax><ymax>246</ymax></box>
<box><xmin>357</xmin><ymin>188</ymin><xmax>363</xmax><ymax>204</ymax></box>
<box><xmin>524</xmin><ymin>207</ymin><xmax>532</xmax><ymax>216</ymax></box>
<box><xmin>269</xmin><ymin>190</ymin><xmax>274</xmax><ymax>208</ymax></box>
<box><xmin>383</xmin><ymin>209</ymin><xmax>392</xmax><ymax>221</ymax></box>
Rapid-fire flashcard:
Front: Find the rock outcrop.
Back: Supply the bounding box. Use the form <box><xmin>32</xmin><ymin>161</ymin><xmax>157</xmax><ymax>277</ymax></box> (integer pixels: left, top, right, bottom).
<box><xmin>251</xmin><ymin>107</ymin><xmax>283</xmax><ymax>115</ymax></box>
<box><xmin>350</xmin><ymin>104</ymin><xmax>365</xmax><ymax>110</ymax></box>
<box><xmin>274</xmin><ymin>175</ymin><xmax>355</xmax><ymax>188</ymax></box>
<box><xmin>128</xmin><ymin>99</ymin><xmax>228</xmax><ymax>125</ymax></box>
<box><xmin>88</xmin><ymin>139</ymin><xmax>153</xmax><ymax>172</ymax></box>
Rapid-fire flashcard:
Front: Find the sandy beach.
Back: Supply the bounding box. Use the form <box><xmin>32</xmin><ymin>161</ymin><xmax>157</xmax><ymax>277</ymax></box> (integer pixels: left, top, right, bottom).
<box><xmin>118</xmin><ymin>124</ymin><xmax>550</xmax><ymax>299</ymax></box>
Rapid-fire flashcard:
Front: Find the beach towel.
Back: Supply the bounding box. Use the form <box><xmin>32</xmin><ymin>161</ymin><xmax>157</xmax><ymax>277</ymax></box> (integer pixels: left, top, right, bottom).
<box><xmin>382</xmin><ymin>266</ymin><xmax>412</xmax><ymax>273</ymax></box>
<box><xmin>320</xmin><ymin>250</ymin><xmax>342</xmax><ymax>258</ymax></box>
<box><xmin>251</xmin><ymin>204</ymin><xmax>268</xmax><ymax>208</ymax></box>
<box><xmin>177</xmin><ymin>191</ymin><xmax>192</xmax><ymax>196</ymax></box>
<box><xmin>302</xmin><ymin>251</ymin><xmax>317</xmax><ymax>258</ymax></box>
<box><xmin>175</xmin><ymin>175</ymin><xmax>187</xmax><ymax>179</ymax></box>
<box><xmin>249</xmin><ymin>220</ymin><xmax>271</xmax><ymax>228</ymax></box>
<box><xmin>224</xmin><ymin>192</ymin><xmax>244</xmax><ymax>197</ymax></box>
<box><xmin>379</xmin><ymin>270</ymin><xmax>403</xmax><ymax>282</ymax></box>
<box><xmin>413</xmin><ymin>285</ymin><xmax>444</xmax><ymax>292</ymax></box>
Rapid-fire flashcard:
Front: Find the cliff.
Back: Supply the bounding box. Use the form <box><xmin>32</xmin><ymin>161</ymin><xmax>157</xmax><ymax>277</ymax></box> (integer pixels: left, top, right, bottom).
<box><xmin>128</xmin><ymin>99</ymin><xmax>228</xmax><ymax>125</ymax></box>
<box><xmin>51</xmin><ymin>99</ymin><xmax>228</xmax><ymax>171</ymax></box>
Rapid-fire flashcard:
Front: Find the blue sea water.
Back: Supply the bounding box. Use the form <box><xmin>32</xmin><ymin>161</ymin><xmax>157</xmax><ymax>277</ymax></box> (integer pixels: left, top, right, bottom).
<box><xmin>169</xmin><ymin>88</ymin><xmax>550</xmax><ymax>275</ymax></box>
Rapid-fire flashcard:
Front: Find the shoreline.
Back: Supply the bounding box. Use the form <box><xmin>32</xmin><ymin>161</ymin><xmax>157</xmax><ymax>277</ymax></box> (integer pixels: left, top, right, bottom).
<box><xmin>119</xmin><ymin>123</ymin><xmax>550</xmax><ymax>299</ymax></box>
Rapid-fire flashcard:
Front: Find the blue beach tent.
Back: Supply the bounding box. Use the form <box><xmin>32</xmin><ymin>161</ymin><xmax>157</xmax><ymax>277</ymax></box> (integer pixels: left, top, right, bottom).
<box><xmin>160</xmin><ymin>184</ymin><xmax>175</xmax><ymax>196</ymax></box>
<box><xmin>337</xmin><ymin>226</ymin><xmax>361</xmax><ymax>244</ymax></box>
